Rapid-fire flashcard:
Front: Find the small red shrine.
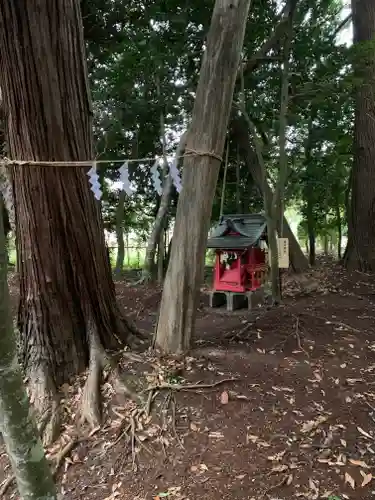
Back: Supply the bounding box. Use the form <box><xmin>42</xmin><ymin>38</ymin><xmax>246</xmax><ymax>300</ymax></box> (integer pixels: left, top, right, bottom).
<box><xmin>207</xmin><ymin>213</ymin><xmax>268</xmax><ymax>293</ymax></box>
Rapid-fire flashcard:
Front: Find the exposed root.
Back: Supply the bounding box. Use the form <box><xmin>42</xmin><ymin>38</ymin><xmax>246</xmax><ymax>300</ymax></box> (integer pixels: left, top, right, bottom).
<box><xmin>113</xmin><ymin>377</ymin><xmax>238</xmax><ymax>468</ymax></box>
<box><xmin>80</xmin><ymin>332</ymin><xmax>105</xmax><ymax>428</ymax></box>
<box><xmin>52</xmin><ymin>438</ymin><xmax>79</xmax><ymax>474</ymax></box>
<box><xmin>123</xmin><ymin>315</ymin><xmax>151</xmax><ymax>343</ymax></box>
<box><xmin>111</xmin><ymin>368</ymin><xmax>143</xmax><ymax>405</ymax></box>
<box><xmin>27</xmin><ymin>366</ymin><xmax>61</xmax><ymax>446</ymax></box>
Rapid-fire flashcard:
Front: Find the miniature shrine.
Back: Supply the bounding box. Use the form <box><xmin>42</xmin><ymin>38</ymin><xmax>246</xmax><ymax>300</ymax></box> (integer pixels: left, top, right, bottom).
<box><xmin>206</xmin><ymin>213</ymin><xmax>268</xmax><ymax>311</ymax></box>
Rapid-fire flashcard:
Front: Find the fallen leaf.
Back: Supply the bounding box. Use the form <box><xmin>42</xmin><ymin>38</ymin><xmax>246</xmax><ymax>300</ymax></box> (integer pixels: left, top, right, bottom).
<box><xmin>357</xmin><ymin>427</ymin><xmax>373</xmax><ymax>440</ymax></box>
<box><xmin>209</xmin><ymin>431</ymin><xmax>224</xmax><ymax>439</ymax></box>
<box><xmin>272</xmin><ymin>464</ymin><xmax>288</xmax><ymax>473</ymax></box>
<box><xmin>190</xmin><ymin>422</ymin><xmax>199</xmax><ymax>432</ymax></box>
<box><xmin>360</xmin><ymin>471</ymin><xmax>373</xmax><ymax>487</ymax></box>
<box><xmin>286</xmin><ymin>474</ymin><xmax>293</xmax><ymax>485</ymax></box>
<box><xmin>349</xmin><ymin>459</ymin><xmax>370</xmax><ymax>468</ymax></box>
<box><xmin>220</xmin><ymin>391</ymin><xmax>229</xmax><ymax>405</ymax></box>
<box><xmin>344</xmin><ymin>471</ymin><xmax>355</xmax><ymax>489</ymax></box>
<box><xmin>301</xmin><ymin>415</ymin><xmax>328</xmax><ymax>434</ymax></box>
<box><xmin>267</xmin><ymin>450</ymin><xmax>286</xmax><ymax>462</ymax></box>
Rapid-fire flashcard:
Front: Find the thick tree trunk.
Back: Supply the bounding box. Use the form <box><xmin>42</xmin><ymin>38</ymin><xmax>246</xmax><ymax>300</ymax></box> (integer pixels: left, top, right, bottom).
<box><xmin>155</xmin><ymin>0</ymin><xmax>252</xmax><ymax>353</ymax></box>
<box><xmin>114</xmin><ymin>190</ymin><xmax>125</xmax><ymax>278</ymax></box>
<box><xmin>0</xmin><ymin>0</ymin><xmax>135</xmax><ymax>442</ymax></box>
<box><xmin>0</xmin><ymin>196</ymin><xmax>57</xmax><ymax>499</ymax></box>
<box><xmin>142</xmin><ymin>133</ymin><xmax>187</xmax><ymax>281</ymax></box>
<box><xmin>344</xmin><ymin>0</ymin><xmax>375</xmax><ymax>270</ymax></box>
<box><xmin>232</xmin><ymin>116</ymin><xmax>309</xmax><ymax>272</ymax></box>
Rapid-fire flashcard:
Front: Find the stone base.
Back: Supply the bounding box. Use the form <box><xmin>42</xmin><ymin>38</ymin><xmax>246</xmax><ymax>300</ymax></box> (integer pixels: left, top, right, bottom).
<box><xmin>246</xmin><ymin>287</ymin><xmax>265</xmax><ymax>310</ymax></box>
<box><xmin>208</xmin><ymin>287</ymin><xmax>265</xmax><ymax>312</ymax></box>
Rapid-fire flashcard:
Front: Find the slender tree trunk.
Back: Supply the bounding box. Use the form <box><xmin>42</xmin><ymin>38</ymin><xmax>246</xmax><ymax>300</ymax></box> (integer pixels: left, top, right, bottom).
<box><xmin>142</xmin><ymin>133</ymin><xmax>187</xmax><ymax>281</ymax></box>
<box><xmin>336</xmin><ymin>201</ymin><xmax>342</xmax><ymax>259</ymax></box>
<box><xmin>114</xmin><ymin>190</ymin><xmax>125</xmax><ymax>278</ymax></box>
<box><xmin>157</xmin><ymin>227</ymin><xmax>165</xmax><ymax>284</ymax></box>
<box><xmin>307</xmin><ymin>201</ymin><xmax>315</xmax><ymax>266</ymax></box>
<box><xmin>220</xmin><ymin>144</ymin><xmax>229</xmax><ymax>217</ymax></box>
<box><xmin>126</xmin><ymin>233</ymin><xmax>130</xmax><ymax>267</ymax></box>
<box><xmin>236</xmin><ymin>146</ymin><xmax>241</xmax><ymax>212</ymax></box>
<box><xmin>0</xmin><ymin>197</ymin><xmax>57</xmax><ymax>500</ymax></box>
<box><xmin>0</xmin><ymin>0</ymin><xmax>136</xmax><ymax>443</ymax></box>
<box><xmin>344</xmin><ymin>0</ymin><xmax>375</xmax><ymax>270</ymax></box>
<box><xmin>232</xmin><ymin>116</ymin><xmax>309</xmax><ymax>272</ymax></box>
<box><xmin>155</xmin><ymin>0</ymin><xmax>252</xmax><ymax>353</ymax></box>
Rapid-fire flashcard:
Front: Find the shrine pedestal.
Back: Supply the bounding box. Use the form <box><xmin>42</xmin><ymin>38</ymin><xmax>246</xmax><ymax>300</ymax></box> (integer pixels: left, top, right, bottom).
<box><xmin>208</xmin><ymin>287</ymin><xmax>265</xmax><ymax>312</ymax></box>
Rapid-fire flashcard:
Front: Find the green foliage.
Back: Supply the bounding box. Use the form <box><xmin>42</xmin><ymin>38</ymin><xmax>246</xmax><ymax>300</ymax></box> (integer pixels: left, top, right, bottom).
<box><xmin>81</xmin><ymin>0</ymin><xmax>354</xmax><ymax>250</ymax></box>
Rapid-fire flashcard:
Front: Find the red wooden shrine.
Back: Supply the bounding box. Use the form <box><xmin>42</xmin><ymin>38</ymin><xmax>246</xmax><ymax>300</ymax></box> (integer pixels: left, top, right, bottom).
<box><xmin>207</xmin><ymin>214</ymin><xmax>268</xmax><ymax>293</ymax></box>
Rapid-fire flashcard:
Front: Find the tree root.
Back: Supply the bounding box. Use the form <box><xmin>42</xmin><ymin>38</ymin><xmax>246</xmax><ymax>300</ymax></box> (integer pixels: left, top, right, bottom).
<box><xmin>27</xmin><ymin>366</ymin><xmax>61</xmax><ymax>446</ymax></box>
<box><xmin>113</xmin><ymin>377</ymin><xmax>238</xmax><ymax>468</ymax></box>
<box><xmin>80</xmin><ymin>325</ymin><xmax>145</xmax><ymax>429</ymax></box>
<box><xmin>80</xmin><ymin>331</ymin><xmax>105</xmax><ymax>428</ymax></box>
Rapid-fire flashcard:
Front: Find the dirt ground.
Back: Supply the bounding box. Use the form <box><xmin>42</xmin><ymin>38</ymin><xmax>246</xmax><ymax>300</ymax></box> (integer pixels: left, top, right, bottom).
<box><xmin>2</xmin><ymin>259</ymin><xmax>375</xmax><ymax>500</ymax></box>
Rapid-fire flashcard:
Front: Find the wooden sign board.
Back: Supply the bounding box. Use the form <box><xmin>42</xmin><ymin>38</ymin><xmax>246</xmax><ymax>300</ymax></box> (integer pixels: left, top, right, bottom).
<box><xmin>278</xmin><ymin>238</ymin><xmax>289</xmax><ymax>268</ymax></box>
<box><xmin>267</xmin><ymin>237</ymin><xmax>289</xmax><ymax>268</ymax></box>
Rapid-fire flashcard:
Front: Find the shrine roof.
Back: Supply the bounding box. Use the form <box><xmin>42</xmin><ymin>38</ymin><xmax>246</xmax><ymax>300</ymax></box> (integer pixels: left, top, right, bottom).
<box><xmin>207</xmin><ymin>213</ymin><xmax>267</xmax><ymax>249</ymax></box>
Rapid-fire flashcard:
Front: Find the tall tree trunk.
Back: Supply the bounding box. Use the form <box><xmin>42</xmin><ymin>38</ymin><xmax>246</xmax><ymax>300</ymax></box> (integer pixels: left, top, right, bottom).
<box><xmin>114</xmin><ymin>190</ymin><xmax>125</xmax><ymax>278</ymax></box>
<box><xmin>0</xmin><ymin>196</ymin><xmax>57</xmax><ymax>499</ymax></box>
<box><xmin>155</xmin><ymin>0</ymin><xmax>252</xmax><ymax>353</ymax></box>
<box><xmin>0</xmin><ymin>0</ymin><xmax>137</xmax><ymax>443</ymax></box>
<box><xmin>142</xmin><ymin>133</ymin><xmax>187</xmax><ymax>281</ymax></box>
<box><xmin>344</xmin><ymin>0</ymin><xmax>375</xmax><ymax>270</ymax></box>
<box><xmin>232</xmin><ymin>116</ymin><xmax>309</xmax><ymax>272</ymax></box>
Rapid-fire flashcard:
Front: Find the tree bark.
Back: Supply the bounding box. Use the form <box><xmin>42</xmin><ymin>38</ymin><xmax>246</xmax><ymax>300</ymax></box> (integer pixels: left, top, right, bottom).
<box><xmin>114</xmin><ymin>190</ymin><xmax>125</xmax><ymax>278</ymax></box>
<box><xmin>0</xmin><ymin>197</ymin><xmax>57</xmax><ymax>499</ymax></box>
<box><xmin>232</xmin><ymin>116</ymin><xmax>309</xmax><ymax>272</ymax></box>
<box><xmin>0</xmin><ymin>0</ymin><xmax>135</xmax><ymax>442</ymax></box>
<box><xmin>142</xmin><ymin>133</ymin><xmax>187</xmax><ymax>282</ymax></box>
<box><xmin>155</xmin><ymin>0</ymin><xmax>252</xmax><ymax>353</ymax></box>
<box><xmin>344</xmin><ymin>0</ymin><xmax>375</xmax><ymax>270</ymax></box>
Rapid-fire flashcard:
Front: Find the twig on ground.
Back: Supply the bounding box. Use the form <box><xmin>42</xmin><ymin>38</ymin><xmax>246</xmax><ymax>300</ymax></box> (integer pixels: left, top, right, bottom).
<box><xmin>224</xmin><ymin>322</ymin><xmax>254</xmax><ymax>339</ymax></box>
<box><xmin>171</xmin><ymin>395</ymin><xmax>184</xmax><ymax>449</ymax></box>
<box><xmin>299</xmin><ymin>311</ymin><xmax>361</xmax><ymax>333</ymax></box>
<box><xmin>144</xmin><ymin>378</ymin><xmax>238</xmax><ymax>393</ymax></box>
<box><xmin>130</xmin><ymin>414</ymin><xmax>137</xmax><ymax>471</ymax></box>
<box><xmin>292</xmin><ymin>314</ymin><xmax>309</xmax><ymax>357</ymax></box>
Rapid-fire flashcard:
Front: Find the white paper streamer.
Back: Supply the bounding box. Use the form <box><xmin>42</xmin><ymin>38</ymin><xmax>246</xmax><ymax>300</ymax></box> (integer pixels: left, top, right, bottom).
<box><xmin>87</xmin><ymin>162</ymin><xmax>102</xmax><ymax>200</ymax></box>
<box><xmin>169</xmin><ymin>158</ymin><xmax>182</xmax><ymax>193</ymax></box>
<box><xmin>150</xmin><ymin>158</ymin><xmax>163</xmax><ymax>196</ymax></box>
<box><xmin>118</xmin><ymin>161</ymin><xmax>132</xmax><ymax>195</ymax></box>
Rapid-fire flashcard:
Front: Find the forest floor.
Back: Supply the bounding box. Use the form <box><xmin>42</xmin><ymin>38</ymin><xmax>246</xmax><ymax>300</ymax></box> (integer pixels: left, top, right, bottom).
<box><xmin>2</xmin><ymin>259</ymin><xmax>375</xmax><ymax>500</ymax></box>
